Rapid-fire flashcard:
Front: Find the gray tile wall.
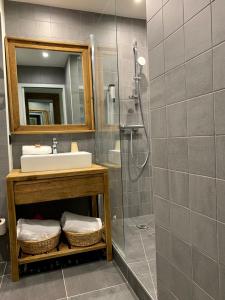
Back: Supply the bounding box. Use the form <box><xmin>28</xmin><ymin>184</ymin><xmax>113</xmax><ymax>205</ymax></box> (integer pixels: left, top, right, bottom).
<box><xmin>17</xmin><ymin>66</ymin><xmax>65</xmax><ymax>84</ymax></box>
<box><xmin>117</xmin><ymin>16</ymin><xmax>153</xmax><ymax>218</ymax></box>
<box><xmin>146</xmin><ymin>0</ymin><xmax>225</xmax><ymax>299</ymax></box>
<box><xmin>0</xmin><ymin>11</ymin><xmax>10</xmax><ymax>261</ymax></box>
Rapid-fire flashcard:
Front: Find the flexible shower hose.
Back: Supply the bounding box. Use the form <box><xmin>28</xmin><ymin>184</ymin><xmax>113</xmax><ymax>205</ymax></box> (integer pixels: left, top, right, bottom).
<box><xmin>128</xmin><ymin>78</ymin><xmax>150</xmax><ymax>182</ymax></box>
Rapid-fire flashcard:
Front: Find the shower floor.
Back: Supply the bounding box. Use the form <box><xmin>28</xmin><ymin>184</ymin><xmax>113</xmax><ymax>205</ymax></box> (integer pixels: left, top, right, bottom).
<box><xmin>123</xmin><ymin>214</ymin><xmax>157</xmax><ymax>300</ymax></box>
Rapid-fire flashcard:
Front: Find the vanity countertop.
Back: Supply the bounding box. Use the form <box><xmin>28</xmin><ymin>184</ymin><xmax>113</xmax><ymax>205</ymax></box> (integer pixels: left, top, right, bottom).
<box><xmin>7</xmin><ymin>164</ymin><xmax>108</xmax><ymax>182</ymax></box>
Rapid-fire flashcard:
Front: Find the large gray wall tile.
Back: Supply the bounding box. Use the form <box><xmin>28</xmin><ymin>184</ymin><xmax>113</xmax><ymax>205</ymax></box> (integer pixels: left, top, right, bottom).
<box><xmin>216</xmin><ymin>179</ymin><xmax>225</xmax><ymax>223</ymax></box>
<box><xmin>186</xmin><ymin>50</ymin><xmax>213</xmax><ymax>98</ymax></box>
<box><xmin>188</xmin><ymin>137</ymin><xmax>216</xmax><ymax>177</ymax></box>
<box><xmin>168</xmin><ymin>138</ymin><xmax>188</xmax><ymax>172</ymax></box>
<box><xmin>154</xmin><ymin>195</ymin><xmax>170</xmax><ymax>228</ymax></box>
<box><xmin>171</xmin><ymin>203</ymin><xmax>191</xmax><ymax>243</ymax></box>
<box><xmin>153</xmin><ymin>167</ymin><xmax>169</xmax><ymax>199</ymax></box>
<box><xmin>156</xmin><ymin>253</ymin><xmax>172</xmax><ymax>290</ymax></box>
<box><xmin>189</xmin><ymin>174</ymin><xmax>216</xmax><ymax>218</ymax></box>
<box><xmin>165</xmin><ymin>65</ymin><xmax>186</xmax><ymax>105</ymax></box>
<box><xmin>170</xmin><ymin>234</ymin><xmax>192</xmax><ymax>278</ymax></box>
<box><xmin>150</xmin><ymin>75</ymin><xmax>165</xmax><ymax>109</ymax></box>
<box><xmin>170</xmin><ymin>264</ymin><xmax>193</xmax><ymax>300</ymax></box>
<box><xmin>152</xmin><ymin>138</ymin><xmax>168</xmax><ymax>168</ymax></box>
<box><xmin>157</xmin><ymin>282</ymin><xmax>178</xmax><ymax>300</ymax></box>
<box><xmin>213</xmin><ymin>42</ymin><xmax>225</xmax><ymax>91</ymax></box>
<box><xmin>163</xmin><ymin>0</ymin><xmax>184</xmax><ymax>38</ymax></box>
<box><xmin>192</xmin><ymin>248</ymin><xmax>219</xmax><ymax>299</ymax></box>
<box><xmin>146</xmin><ymin>0</ymin><xmax>163</xmax><ymax>22</ymax></box>
<box><xmin>147</xmin><ymin>10</ymin><xmax>163</xmax><ymax>50</ymax></box>
<box><xmin>216</xmin><ymin>136</ymin><xmax>225</xmax><ymax>180</ymax></box>
<box><xmin>184</xmin><ymin>6</ymin><xmax>211</xmax><ymax>60</ymax></box>
<box><xmin>165</xmin><ymin>28</ymin><xmax>185</xmax><ymax>71</ymax></box>
<box><xmin>167</xmin><ymin>102</ymin><xmax>187</xmax><ymax>137</ymax></box>
<box><xmin>215</xmin><ymin>90</ymin><xmax>225</xmax><ymax>135</ymax></box>
<box><xmin>184</xmin><ymin>0</ymin><xmax>210</xmax><ymax>22</ymax></box>
<box><xmin>218</xmin><ymin>222</ymin><xmax>225</xmax><ymax>265</ymax></box>
<box><xmin>219</xmin><ymin>263</ymin><xmax>225</xmax><ymax>300</ymax></box>
<box><xmin>191</xmin><ymin>212</ymin><xmax>218</xmax><ymax>260</ymax></box>
<box><xmin>212</xmin><ymin>0</ymin><xmax>225</xmax><ymax>46</ymax></box>
<box><xmin>149</xmin><ymin>42</ymin><xmax>164</xmax><ymax>79</ymax></box>
<box><xmin>169</xmin><ymin>170</ymin><xmax>189</xmax><ymax>207</ymax></box>
<box><xmin>155</xmin><ymin>224</ymin><xmax>171</xmax><ymax>259</ymax></box>
<box><xmin>187</xmin><ymin>93</ymin><xmax>214</xmax><ymax>136</ymax></box>
<box><xmin>192</xmin><ymin>282</ymin><xmax>214</xmax><ymax>300</ymax></box>
<box><xmin>151</xmin><ymin>107</ymin><xmax>167</xmax><ymax>137</ymax></box>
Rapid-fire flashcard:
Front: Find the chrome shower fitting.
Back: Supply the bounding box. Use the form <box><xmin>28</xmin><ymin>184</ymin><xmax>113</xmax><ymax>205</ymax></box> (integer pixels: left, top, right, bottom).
<box><xmin>121</xmin><ymin>41</ymin><xmax>150</xmax><ymax>181</ymax></box>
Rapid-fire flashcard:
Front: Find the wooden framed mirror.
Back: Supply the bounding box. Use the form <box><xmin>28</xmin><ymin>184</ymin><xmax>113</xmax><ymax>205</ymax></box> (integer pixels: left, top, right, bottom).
<box><xmin>5</xmin><ymin>37</ymin><xmax>95</xmax><ymax>134</ymax></box>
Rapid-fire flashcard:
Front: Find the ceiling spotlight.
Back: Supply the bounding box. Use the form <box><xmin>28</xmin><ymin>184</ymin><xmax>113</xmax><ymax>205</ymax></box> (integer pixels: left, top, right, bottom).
<box><xmin>134</xmin><ymin>0</ymin><xmax>142</xmax><ymax>3</ymax></box>
<box><xmin>42</xmin><ymin>52</ymin><xmax>49</xmax><ymax>58</ymax></box>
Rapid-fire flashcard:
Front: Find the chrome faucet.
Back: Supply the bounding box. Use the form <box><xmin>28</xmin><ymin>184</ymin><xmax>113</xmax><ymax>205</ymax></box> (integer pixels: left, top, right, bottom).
<box><xmin>52</xmin><ymin>138</ymin><xmax>58</xmax><ymax>154</ymax></box>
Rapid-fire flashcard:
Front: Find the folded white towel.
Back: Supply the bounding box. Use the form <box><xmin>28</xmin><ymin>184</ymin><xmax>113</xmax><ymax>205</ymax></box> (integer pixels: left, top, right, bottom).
<box><xmin>61</xmin><ymin>212</ymin><xmax>102</xmax><ymax>233</ymax></box>
<box><xmin>17</xmin><ymin>219</ymin><xmax>61</xmax><ymax>241</ymax></box>
<box><xmin>22</xmin><ymin>145</ymin><xmax>52</xmax><ymax>155</ymax></box>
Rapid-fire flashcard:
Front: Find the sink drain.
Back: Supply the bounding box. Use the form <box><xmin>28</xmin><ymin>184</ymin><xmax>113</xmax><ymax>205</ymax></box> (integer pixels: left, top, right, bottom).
<box><xmin>136</xmin><ymin>224</ymin><xmax>149</xmax><ymax>230</ymax></box>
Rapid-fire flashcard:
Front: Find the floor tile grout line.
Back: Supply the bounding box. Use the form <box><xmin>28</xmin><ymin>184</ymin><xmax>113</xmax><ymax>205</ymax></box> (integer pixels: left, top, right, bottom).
<box><xmin>67</xmin><ymin>282</ymin><xmax>127</xmax><ymax>299</ymax></box>
<box><xmin>61</xmin><ymin>268</ymin><xmax>68</xmax><ymax>299</ymax></box>
<box><xmin>139</xmin><ymin>231</ymin><xmax>157</xmax><ymax>299</ymax></box>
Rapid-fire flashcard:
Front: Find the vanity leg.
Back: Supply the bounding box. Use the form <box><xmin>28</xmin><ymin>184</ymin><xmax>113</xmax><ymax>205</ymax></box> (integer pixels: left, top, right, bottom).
<box><xmin>103</xmin><ymin>173</ymin><xmax>112</xmax><ymax>261</ymax></box>
<box><xmin>7</xmin><ymin>181</ymin><xmax>20</xmax><ymax>281</ymax></box>
<box><xmin>91</xmin><ymin>195</ymin><xmax>98</xmax><ymax>217</ymax></box>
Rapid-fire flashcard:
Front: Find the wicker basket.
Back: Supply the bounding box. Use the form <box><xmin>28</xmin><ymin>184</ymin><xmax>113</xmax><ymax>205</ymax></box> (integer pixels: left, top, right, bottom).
<box><xmin>19</xmin><ymin>234</ymin><xmax>60</xmax><ymax>255</ymax></box>
<box><xmin>64</xmin><ymin>228</ymin><xmax>103</xmax><ymax>247</ymax></box>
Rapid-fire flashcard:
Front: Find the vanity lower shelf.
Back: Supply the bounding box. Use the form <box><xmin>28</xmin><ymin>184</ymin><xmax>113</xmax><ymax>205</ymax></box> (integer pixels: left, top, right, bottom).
<box><xmin>18</xmin><ymin>241</ymin><xmax>107</xmax><ymax>265</ymax></box>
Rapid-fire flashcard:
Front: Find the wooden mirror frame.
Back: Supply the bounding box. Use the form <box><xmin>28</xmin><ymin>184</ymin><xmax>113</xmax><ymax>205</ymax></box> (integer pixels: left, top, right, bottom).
<box><xmin>5</xmin><ymin>37</ymin><xmax>95</xmax><ymax>134</ymax></box>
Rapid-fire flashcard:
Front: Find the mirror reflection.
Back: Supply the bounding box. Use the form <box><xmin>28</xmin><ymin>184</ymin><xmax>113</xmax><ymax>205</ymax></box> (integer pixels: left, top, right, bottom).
<box><xmin>96</xmin><ymin>47</ymin><xmax>118</xmax><ymax>128</ymax></box>
<box><xmin>16</xmin><ymin>48</ymin><xmax>85</xmax><ymax>125</ymax></box>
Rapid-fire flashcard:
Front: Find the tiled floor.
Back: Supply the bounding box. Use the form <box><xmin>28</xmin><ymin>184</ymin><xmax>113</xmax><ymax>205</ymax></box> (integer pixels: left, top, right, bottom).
<box><xmin>0</xmin><ymin>258</ymin><xmax>138</xmax><ymax>300</ymax></box>
<box><xmin>123</xmin><ymin>215</ymin><xmax>157</xmax><ymax>300</ymax></box>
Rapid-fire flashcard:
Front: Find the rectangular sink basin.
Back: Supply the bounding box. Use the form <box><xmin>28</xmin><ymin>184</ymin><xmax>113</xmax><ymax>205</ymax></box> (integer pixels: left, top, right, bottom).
<box><xmin>21</xmin><ymin>152</ymin><xmax>92</xmax><ymax>173</ymax></box>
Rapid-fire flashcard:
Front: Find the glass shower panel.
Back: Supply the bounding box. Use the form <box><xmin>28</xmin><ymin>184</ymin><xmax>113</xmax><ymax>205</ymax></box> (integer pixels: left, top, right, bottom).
<box><xmin>92</xmin><ymin>3</ymin><xmax>125</xmax><ymax>253</ymax></box>
<box><xmin>115</xmin><ymin>1</ymin><xmax>157</xmax><ymax>298</ymax></box>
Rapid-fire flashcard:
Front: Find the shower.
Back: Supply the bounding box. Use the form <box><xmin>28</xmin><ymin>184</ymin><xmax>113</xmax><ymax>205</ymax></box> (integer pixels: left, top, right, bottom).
<box><xmin>120</xmin><ymin>41</ymin><xmax>150</xmax><ymax>181</ymax></box>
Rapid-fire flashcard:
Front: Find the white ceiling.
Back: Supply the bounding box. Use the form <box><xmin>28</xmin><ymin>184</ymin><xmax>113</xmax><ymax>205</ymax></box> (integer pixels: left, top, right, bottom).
<box><xmin>16</xmin><ymin>48</ymin><xmax>80</xmax><ymax>67</ymax></box>
<box><xmin>10</xmin><ymin>0</ymin><xmax>146</xmax><ymax>19</ymax></box>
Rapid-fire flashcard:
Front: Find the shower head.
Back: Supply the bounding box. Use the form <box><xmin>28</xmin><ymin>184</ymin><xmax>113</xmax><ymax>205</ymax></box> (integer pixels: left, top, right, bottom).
<box><xmin>137</xmin><ymin>56</ymin><xmax>146</xmax><ymax>75</ymax></box>
<box><xmin>137</xmin><ymin>56</ymin><xmax>146</xmax><ymax>67</ymax></box>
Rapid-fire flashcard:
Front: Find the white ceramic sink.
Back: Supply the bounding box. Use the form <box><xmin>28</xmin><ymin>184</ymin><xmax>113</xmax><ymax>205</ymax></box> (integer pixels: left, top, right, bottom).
<box><xmin>21</xmin><ymin>152</ymin><xmax>92</xmax><ymax>173</ymax></box>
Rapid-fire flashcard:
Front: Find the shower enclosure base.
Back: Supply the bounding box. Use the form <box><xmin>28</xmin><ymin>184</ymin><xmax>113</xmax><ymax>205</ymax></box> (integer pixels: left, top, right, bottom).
<box><xmin>113</xmin><ymin>215</ymin><xmax>157</xmax><ymax>300</ymax></box>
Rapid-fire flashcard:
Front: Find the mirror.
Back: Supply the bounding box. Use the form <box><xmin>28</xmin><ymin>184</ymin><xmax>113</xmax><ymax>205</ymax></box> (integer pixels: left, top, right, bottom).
<box><xmin>6</xmin><ymin>38</ymin><xmax>94</xmax><ymax>134</ymax></box>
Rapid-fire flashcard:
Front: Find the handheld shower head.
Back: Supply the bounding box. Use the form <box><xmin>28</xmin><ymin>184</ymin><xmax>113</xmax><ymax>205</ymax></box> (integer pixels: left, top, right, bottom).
<box><xmin>137</xmin><ymin>56</ymin><xmax>146</xmax><ymax>67</ymax></box>
<box><xmin>137</xmin><ymin>56</ymin><xmax>146</xmax><ymax>75</ymax></box>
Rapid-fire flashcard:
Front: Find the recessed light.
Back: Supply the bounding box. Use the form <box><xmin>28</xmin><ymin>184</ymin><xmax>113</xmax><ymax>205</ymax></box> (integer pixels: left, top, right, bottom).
<box><xmin>134</xmin><ymin>0</ymin><xmax>142</xmax><ymax>3</ymax></box>
<box><xmin>42</xmin><ymin>52</ymin><xmax>49</xmax><ymax>58</ymax></box>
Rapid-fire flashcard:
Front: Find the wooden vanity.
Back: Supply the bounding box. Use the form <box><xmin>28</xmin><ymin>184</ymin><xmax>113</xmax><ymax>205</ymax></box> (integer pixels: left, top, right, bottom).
<box><xmin>7</xmin><ymin>164</ymin><xmax>112</xmax><ymax>281</ymax></box>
